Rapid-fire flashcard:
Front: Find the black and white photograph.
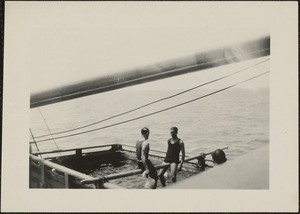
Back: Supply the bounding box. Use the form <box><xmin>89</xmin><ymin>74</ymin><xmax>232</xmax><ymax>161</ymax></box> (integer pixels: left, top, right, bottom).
<box><xmin>1</xmin><ymin>1</ymin><xmax>298</xmax><ymax>212</ymax></box>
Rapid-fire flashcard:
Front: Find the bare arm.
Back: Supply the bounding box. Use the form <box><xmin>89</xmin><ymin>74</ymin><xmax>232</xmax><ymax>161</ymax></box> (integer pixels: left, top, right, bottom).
<box><xmin>178</xmin><ymin>141</ymin><xmax>185</xmax><ymax>171</ymax></box>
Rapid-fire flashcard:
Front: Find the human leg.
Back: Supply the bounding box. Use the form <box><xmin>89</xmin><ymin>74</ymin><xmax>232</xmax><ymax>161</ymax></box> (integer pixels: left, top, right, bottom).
<box><xmin>170</xmin><ymin>163</ymin><xmax>178</xmax><ymax>182</ymax></box>
<box><xmin>146</xmin><ymin>159</ymin><xmax>158</xmax><ymax>189</ymax></box>
<box><xmin>158</xmin><ymin>162</ymin><xmax>168</xmax><ymax>187</ymax></box>
<box><xmin>137</xmin><ymin>161</ymin><xmax>145</xmax><ymax>172</ymax></box>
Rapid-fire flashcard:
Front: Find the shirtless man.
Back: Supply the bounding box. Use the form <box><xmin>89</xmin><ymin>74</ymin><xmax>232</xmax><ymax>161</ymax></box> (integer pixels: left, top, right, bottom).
<box><xmin>158</xmin><ymin>127</ymin><xmax>185</xmax><ymax>186</ymax></box>
<box><xmin>136</xmin><ymin>127</ymin><xmax>158</xmax><ymax>189</ymax></box>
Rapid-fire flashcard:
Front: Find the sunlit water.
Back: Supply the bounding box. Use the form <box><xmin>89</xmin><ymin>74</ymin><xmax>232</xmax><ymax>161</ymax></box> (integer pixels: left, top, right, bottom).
<box><xmin>85</xmin><ymin>159</ymin><xmax>201</xmax><ymax>189</ymax></box>
<box><xmin>30</xmin><ymin>88</ymin><xmax>269</xmax><ymax>188</ymax></box>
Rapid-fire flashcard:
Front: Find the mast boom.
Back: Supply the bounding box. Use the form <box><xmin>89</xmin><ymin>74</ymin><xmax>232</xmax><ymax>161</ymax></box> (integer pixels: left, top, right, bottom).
<box><xmin>30</xmin><ymin>35</ymin><xmax>270</xmax><ymax>108</ymax></box>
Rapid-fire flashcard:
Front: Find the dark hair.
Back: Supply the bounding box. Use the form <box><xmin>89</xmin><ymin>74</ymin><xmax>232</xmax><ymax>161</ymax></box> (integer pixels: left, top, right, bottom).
<box><xmin>170</xmin><ymin>127</ymin><xmax>178</xmax><ymax>132</ymax></box>
<box><xmin>141</xmin><ymin>127</ymin><xmax>150</xmax><ymax>135</ymax></box>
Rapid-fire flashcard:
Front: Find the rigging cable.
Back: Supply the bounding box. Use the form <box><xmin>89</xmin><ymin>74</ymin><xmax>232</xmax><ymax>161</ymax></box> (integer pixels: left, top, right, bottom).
<box><xmin>34</xmin><ymin>70</ymin><xmax>269</xmax><ymax>143</ymax></box>
<box><xmin>29</xmin><ymin>128</ymin><xmax>40</xmax><ymax>152</ymax></box>
<box><xmin>37</xmin><ymin>108</ymin><xmax>61</xmax><ymax>154</ymax></box>
<box><xmin>29</xmin><ymin>128</ymin><xmax>42</xmax><ymax>157</ymax></box>
<box><xmin>33</xmin><ymin>57</ymin><xmax>270</xmax><ymax>139</ymax></box>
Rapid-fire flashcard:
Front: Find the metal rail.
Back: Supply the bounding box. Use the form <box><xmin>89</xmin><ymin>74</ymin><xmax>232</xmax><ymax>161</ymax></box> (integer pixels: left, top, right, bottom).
<box><xmin>31</xmin><ymin>144</ymin><xmax>119</xmax><ymax>156</ymax></box>
<box><xmin>122</xmin><ymin>143</ymin><xmax>167</xmax><ymax>155</ymax></box>
<box><xmin>81</xmin><ymin>162</ymin><xmax>170</xmax><ymax>185</ymax></box>
<box><xmin>185</xmin><ymin>147</ymin><xmax>228</xmax><ymax>162</ymax></box>
<box><xmin>30</xmin><ymin>154</ymin><xmax>124</xmax><ymax>189</ymax></box>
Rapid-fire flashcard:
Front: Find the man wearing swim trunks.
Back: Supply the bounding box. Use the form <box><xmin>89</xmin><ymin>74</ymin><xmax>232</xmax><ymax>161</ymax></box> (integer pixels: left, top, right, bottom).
<box><xmin>158</xmin><ymin>127</ymin><xmax>185</xmax><ymax>186</ymax></box>
<box><xmin>136</xmin><ymin>127</ymin><xmax>158</xmax><ymax>189</ymax></box>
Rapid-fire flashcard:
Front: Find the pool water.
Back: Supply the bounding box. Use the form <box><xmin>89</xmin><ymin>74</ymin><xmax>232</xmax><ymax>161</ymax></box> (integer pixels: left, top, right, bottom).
<box><xmin>86</xmin><ymin>159</ymin><xmax>203</xmax><ymax>189</ymax></box>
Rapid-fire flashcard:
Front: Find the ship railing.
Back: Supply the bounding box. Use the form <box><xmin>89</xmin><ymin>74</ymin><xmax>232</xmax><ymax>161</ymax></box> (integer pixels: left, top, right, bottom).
<box><xmin>30</xmin><ymin>154</ymin><xmax>124</xmax><ymax>189</ymax></box>
<box><xmin>30</xmin><ymin>143</ymin><xmax>125</xmax><ymax>189</ymax></box>
<box><xmin>120</xmin><ymin>144</ymin><xmax>221</xmax><ymax>165</ymax></box>
<box><xmin>30</xmin><ymin>143</ymin><xmax>122</xmax><ymax>158</ymax></box>
<box><xmin>30</xmin><ymin>143</ymin><xmax>227</xmax><ymax>188</ymax></box>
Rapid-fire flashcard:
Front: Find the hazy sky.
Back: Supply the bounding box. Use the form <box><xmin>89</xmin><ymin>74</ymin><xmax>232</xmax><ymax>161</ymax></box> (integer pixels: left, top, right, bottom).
<box><xmin>5</xmin><ymin>2</ymin><xmax>270</xmax><ymax>94</ymax></box>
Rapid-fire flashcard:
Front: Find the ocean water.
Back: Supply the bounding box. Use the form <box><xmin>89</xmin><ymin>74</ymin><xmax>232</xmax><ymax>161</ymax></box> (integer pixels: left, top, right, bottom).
<box><xmin>30</xmin><ymin>87</ymin><xmax>269</xmax><ymax>161</ymax></box>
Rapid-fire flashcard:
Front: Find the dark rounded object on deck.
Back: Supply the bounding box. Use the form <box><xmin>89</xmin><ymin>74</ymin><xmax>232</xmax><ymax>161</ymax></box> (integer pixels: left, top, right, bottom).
<box><xmin>212</xmin><ymin>149</ymin><xmax>227</xmax><ymax>164</ymax></box>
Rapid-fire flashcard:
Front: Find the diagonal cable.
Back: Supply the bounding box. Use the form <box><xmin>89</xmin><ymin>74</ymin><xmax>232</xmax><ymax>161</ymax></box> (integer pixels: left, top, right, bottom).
<box><xmin>34</xmin><ymin>71</ymin><xmax>269</xmax><ymax>143</ymax></box>
<box><xmin>33</xmin><ymin>57</ymin><xmax>269</xmax><ymax>139</ymax></box>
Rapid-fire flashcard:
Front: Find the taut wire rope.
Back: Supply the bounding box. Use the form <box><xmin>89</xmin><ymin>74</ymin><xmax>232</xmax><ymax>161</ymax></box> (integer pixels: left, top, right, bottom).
<box><xmin>37</xmin><ymin>108</ymin><xmax>62</xmax><ymax>154</ymax></box>
<box><xmin>33</xmin><ymin>70</ymin><xmax>269</xmax><ymax>143</ymax></box>
<box><xmin>33</xmin><ymin>57</ymin><xmax>269</xmax><ymax>139</ymax></box>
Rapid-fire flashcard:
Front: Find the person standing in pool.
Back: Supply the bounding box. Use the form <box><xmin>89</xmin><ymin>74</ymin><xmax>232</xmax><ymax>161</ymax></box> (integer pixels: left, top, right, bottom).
<box><xmin>158</xmin><ymin>127</ymin><xmax>185</xmax><ymax>186</ymax></box>
<box><xmin>136</xmin><ymin>127</ymin><xmax>158</xmax><ymax>189</ymax></box>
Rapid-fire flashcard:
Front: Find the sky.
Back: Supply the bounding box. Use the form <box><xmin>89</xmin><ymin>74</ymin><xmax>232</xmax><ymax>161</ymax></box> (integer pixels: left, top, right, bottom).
<box><xmin>4</xmin><ymin>2</ymin><xmax>270</xmax><ymax>94</ymax></box>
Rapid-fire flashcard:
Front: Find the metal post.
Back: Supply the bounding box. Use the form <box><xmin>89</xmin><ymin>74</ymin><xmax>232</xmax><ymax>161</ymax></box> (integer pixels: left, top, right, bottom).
<box><xmin>76</xmin><ymin>149</ymin><xmax>82</xmax><ymax>157</ymax></box>
<box><xmin>40</xmin><ymin>163</ymin><xmax>45</xmax><ymax>188</ymax></box>
<box><xmin>64</xmin><ymin>173</ymin><xmax>69</xmax><ymax>188</ymax></box>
